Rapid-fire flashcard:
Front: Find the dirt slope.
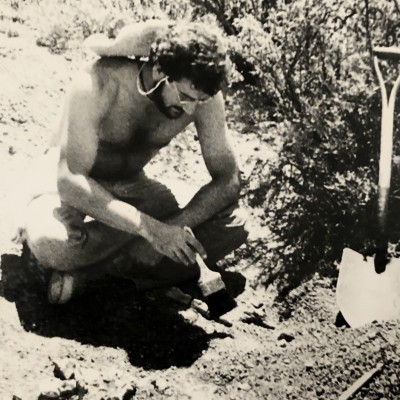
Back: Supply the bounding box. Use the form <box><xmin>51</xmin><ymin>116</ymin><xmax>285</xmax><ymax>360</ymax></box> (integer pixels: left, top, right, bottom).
<box><xmin>1</xmin><ymin>7</ymin><xmax>400</xmax><ymax>400</ymax></box>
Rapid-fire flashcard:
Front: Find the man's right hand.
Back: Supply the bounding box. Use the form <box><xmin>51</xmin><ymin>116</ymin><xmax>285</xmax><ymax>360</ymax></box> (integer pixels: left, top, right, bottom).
<box><xmin>146</xmin><ymin>222</ymin><xmax>207</xmax><ymax>266</ymax></box>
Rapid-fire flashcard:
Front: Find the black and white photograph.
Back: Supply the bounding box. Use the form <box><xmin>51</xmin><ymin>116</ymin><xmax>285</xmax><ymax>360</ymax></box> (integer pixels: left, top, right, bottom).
<box><xmin>1</xmin><ymin>0</ymin><xmax>400</xmax><ymax>399</ymax></box>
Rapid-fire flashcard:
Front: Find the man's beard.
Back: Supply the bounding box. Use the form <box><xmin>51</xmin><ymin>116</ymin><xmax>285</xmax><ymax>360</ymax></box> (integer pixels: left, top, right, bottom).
<box><xmin>148</xmin><ymin>81</ymin><xmax>185</xmax><ymax>120</ymax></box>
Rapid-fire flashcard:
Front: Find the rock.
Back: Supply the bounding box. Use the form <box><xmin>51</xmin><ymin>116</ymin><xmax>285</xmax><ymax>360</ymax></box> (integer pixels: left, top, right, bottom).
<box><xmin>240</xmin><ymin>310</ymin><xmax>276</xmax><ymax>330</ymax></box>
<box><xmin>237</xmin><ymin>382</ymin><xmax>251</xmax><ymax>391</ymax></box>
<box><xmin>101</xmin><ymin>383</ymin><xmax>136</xmax><ymax>400</ymax></box>
<box><xmin>191</xmin><ymin>299</ymin><xmax>210</xmax><ymax>319</ymax></box>
<box><xmin>37</xmin><ymin>378</ymin><xmax>60</xmax><ymax>399</ymax></box>
<box><xmin>280</xmin><ymin>308</ymin><xmax>292</xmax><ymax>319</ymax></box>
<box><xmin>58</xmin><ymin>380</ymin><xmax>79</xmax><ymax>398</ymax></box>
<box><xmin>37</xmin><ymin>378</ymin><xmax>82</xmax><ymax>400</ymax></box>
<box><xmin>264</xmin><ymin>319</ymin><xmax>278</xmax><ymax>330</ymax></box>
<box><xmin>305</xmin><ymin>359</ymin><xmax>315</xmax><ymax>371</ymax></box>
<box><xmin>367</xmin><ymin>330</ymin><xmax>377</xmax><ymax>341</ymax></box>
<box><xmin>253</xmin><ymin>365</ymin><xmax>265</xmax><ymax>379</ymax></box>
<box><xmin>52</xmin><ymin>358</ymin><xmax>76</xmax><ymax>380</ymax></box>
<box><xmin>76</xmin><ymin>367</ymin><xmax>102</xmax><ymax>386</ymax></box>
<box><xmin>277</xmin><ymin>331</ymin><xmax>295</xmax><ymax>343</ymax></box>
<box><xmin>251</xmin><ymin>301</ymin><xmax>264</xmax><ymax>309</ymax></box>
<box><xmin>389</xmin><ymin>373</ymin><xmax>398</xmax><ymax>385</ymax></box>
<box><xmin>179</xmin><ymin>308</ymin><xmax>199</xmax><ymax>324</ymax></box>
<box><xmin>152</xmin><ymin>378</ymin><xmax>170</xmax><ymax>394</ymax></box>
<box><xmin>278</xmin><ymin>339</ymin><xmax>287</xmax><ymax>348</ymax></box>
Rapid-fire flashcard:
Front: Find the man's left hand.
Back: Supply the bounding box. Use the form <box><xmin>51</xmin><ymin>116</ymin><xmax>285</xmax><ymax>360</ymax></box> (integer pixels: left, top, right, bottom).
<box><xmin>130</xmin><ymin>238</ymin><xmax>164</xmax><ymax>266</ymax></box>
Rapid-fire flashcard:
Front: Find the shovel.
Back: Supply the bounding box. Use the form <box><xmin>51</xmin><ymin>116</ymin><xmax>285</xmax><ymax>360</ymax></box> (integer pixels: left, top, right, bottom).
<box><xmin>336</xmin><ymin>47</ymin><xmax>400</xmax><ymax>328</ymax></box>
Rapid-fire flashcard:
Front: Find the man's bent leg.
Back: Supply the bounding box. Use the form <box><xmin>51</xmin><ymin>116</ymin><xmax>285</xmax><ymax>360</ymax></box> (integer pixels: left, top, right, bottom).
<box><xmin>110</xmin><ymin>202</ymin><xmax>249</xmax><ymax>289</ymax></box>
<box><xmin>25</xmin><ymin>193</ymin><xmax>133</xmax><ymax>271</ymax></box>
<box><xmin>25</xmin><ymin>175</ymin><xmax>248</xmax><ymax>293</ymax></box>
<box><xmin>193</xmin><ymin>203</ymin><xmax>249</xmax><ymax>266</ymax></box>
<box><xmin>25</xmin><ymin>175</ymin><xmax>182</xmax><ymax>271</ymax></box>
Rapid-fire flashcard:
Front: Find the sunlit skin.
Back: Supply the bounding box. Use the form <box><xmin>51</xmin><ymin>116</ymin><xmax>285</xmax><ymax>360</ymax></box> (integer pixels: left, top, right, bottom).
<box><xmin>49</xmin><ymin>56</ymin><xmax>241</xmax><ymax>267</ymax></box>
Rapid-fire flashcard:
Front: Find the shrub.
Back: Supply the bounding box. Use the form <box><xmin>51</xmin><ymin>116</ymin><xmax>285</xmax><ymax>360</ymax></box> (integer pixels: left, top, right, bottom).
<box><xmin>194</xmin><ymin>0</ymin><xmax>400</xmax><ymax>293</ymax></box>
<box><xmin>21</xmin><ymin>0</ymin><xmax>193</xmax><ymax>53</ymax></box>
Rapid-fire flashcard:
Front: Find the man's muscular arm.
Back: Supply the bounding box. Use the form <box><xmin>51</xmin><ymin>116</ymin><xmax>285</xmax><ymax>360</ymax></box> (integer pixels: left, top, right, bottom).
<box><xmin>57</xmin><ymin>69</ymin><xmax>205</xmax><ymax>265</ymax></box>
<box><xmin>166</xmin><ymin>92</ymin><xmax>241</xmax><ymax>228</ymax></box>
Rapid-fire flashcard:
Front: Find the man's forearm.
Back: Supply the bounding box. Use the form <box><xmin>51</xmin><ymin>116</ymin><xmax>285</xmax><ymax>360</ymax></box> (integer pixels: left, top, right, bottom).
<box><xmin>165</xmin><ymin>175</ymin><xmax>240</xmax><ymax>228</ymax></box>
<box><xmin>57</xmin><ymin>171</ymin><xmax>159</xmax><ymax>241</ymax></box>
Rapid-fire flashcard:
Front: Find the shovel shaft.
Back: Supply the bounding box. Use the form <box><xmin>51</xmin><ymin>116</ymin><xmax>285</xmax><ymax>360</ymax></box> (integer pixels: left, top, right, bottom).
<box><xmin>377</xmin><ymin>186</ymin><xmax>390</xmax><ymax>233</ymax></box>
<box><xmin>373</xmin><ymin>53</ymin><xmax>400</xmax><ymax>233</ymax></box>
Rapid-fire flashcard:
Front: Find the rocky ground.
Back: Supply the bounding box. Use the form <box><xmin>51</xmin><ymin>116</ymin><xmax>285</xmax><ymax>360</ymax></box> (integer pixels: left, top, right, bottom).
<box><xmin>1</xmin><ymin>5</ymin><xmax>400</xmax><ymax>400</ymax></box>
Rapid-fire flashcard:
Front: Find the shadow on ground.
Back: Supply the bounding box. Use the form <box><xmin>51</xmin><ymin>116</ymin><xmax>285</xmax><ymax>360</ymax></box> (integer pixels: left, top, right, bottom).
<box><xmin>0</xmin><ymin>248</ymin><xmax>246</xmax><ymax>370</ymax></box>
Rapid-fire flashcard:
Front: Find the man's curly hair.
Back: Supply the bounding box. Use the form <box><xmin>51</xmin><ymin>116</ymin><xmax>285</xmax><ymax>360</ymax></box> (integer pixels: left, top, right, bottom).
<box><xmin>149</xmin><ymin>22</ymin><xmax>229</xmax><ymax>96</ymax></box>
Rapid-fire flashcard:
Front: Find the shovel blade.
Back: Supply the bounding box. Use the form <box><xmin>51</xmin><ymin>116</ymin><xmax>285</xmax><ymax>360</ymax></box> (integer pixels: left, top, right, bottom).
<box><xmin>337</xmin><ymin>248</ymin><xmax>400</xmax><ymax>328</ymax></box>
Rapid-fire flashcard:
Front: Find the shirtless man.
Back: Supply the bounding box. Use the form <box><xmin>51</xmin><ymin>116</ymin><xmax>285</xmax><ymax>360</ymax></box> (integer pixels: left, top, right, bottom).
<box><xmin>20</xmin><ymin>21</ymin><xmax>248</xmax><ymax>303</ymax></box>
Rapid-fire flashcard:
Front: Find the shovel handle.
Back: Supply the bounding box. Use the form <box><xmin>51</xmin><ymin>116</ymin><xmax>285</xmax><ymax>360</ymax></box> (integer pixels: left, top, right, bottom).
<box><xmin>373</xmin><ymin>46</ymin><xmax>400</xmax><ymax>61</ymax></box>
<box><xmin>373</xmin><ymin>54</ymin><xmax>400</xmax><ymax>229</ymax></box>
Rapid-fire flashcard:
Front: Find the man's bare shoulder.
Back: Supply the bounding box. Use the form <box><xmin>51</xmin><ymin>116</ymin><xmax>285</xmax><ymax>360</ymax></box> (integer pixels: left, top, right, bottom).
<box><xmin>67</xmin><ymin>59</ymin><xmax>124</xmax><ymax>113</ymax></box>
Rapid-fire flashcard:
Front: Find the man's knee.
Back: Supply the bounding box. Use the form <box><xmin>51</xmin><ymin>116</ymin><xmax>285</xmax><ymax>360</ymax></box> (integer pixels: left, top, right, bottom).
<box><xmin>25</xmin><ymin>217</ymin><xmax>86</xmax><ymax>271</ymax></box>
<box><xmin>216</xmin><ymin>204</ymin><xmax>250</xmax><ymax>243</ymax></box>
<box><xmin>194</xmin><ymin>204</ymin><xmax>250</xmax><ymax>265</ymax></box>
<box><xmin>26</xmin><ymin>234</ymin><xmax>80</xmax><ymax>271</ymax></box>
<box><xmin>24</xmin><ymin>194</ymin><xmax>89</xmax><ymax>270</ymax></box>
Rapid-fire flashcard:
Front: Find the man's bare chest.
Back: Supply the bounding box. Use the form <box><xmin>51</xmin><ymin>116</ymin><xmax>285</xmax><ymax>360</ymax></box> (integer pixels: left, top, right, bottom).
<box><xmin>99</xmin><ymin>99</ymin><xmax>192</xmax><ymax>151</ymax></box>
<box><xmin>90</xmin><ymin>96</ymin><xmax>193</xmax><ymax>179</ymax></box>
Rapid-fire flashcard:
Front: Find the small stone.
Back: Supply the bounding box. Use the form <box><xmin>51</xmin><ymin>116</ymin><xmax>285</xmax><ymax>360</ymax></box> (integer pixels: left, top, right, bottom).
<box><xmin>53</xmin><ymin>358</ymin><xmax>76</xmax><ymax>380</ymax></box>
<box><xmin>237</xmin><ymin>382</ymin><xmax>251</xmax><ymax>391</ymax></box>
<box><xmin>152</xmin><ymin>378</ymin><xmax>169</xmax><ymax>394</ymax></box>
<box><xmin>316</xmin><ymin>387</ymin><xmax>325</xmax><ymax>396</ymax></box>
<box><xmin>254</xmin><ymin>366</ymin><xmax>265</xmax><ymax>379</ymax></box>
<box><xmin>122</xmin><ymin>384</ymin><xmax>137</xmax><ymax>400</ymax></box>
<box><xmin>278</xmin><ymin>339</ymin><xmax>287</xmax><ymax>348</ymax></box>
<box><xmin>264</xmin><ymin>320</ymin><xmax>277</xmax><ymax>329</ymax></box>
<box><xmin>245</xmin><ymin>360</ymin><xmax>255</xmax><ymax>369</ymax></box>
<box><xmin>367</xmin><ymin>330</ymin><xmax>377</xmax><ymax>340</ymax></box>
<box><xmin>37</xmin><ymin>378</ymin><xmax>60</xmax><ymax>399</ymax></box>
<box><xmin>305</xmin><ymin>359</ymin><xmax>315</xmax><ymax>371</ymax></box>
<box><xmin>58</xmin><ymin>380</ymin><xmax>78</xmax><ymax>397</ymax></box>
<box><xmin>191</xmin><ymin>299</ymin><xmax>210</xmax><ymax>318</ymax></box>
<box><xmin>104</xmin><ymin>382</ymin><xmax>136</xmax><ymax>400</ymax></box>
<box><xmin>277</xmin><ymin>331</ymin><xmax>295</xmax><ymax>343</ymax></box>
<box><xmin>179</xmin><ymin>308</ymin><xmax>199</xmax><ymax>324</ymax></box>
<box><xmin>8</xmin><ymin>146</ymin><xmax>16</xmax><ymax>155</ymax></box>
<box><xmin>251</xmin><ymin>301</ymin><xmax>264</xmax><ymax>309</ymax></box>
<box><xmin>280</xmin><ymin>308</ymin><xmax>292</xmax><ymax>319</ymax></box>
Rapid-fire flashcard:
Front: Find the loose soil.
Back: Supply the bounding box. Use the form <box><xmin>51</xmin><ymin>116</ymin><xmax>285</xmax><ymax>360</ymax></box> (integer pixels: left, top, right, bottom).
<box><xmin>1</xmin><ymin>7</ymin><xmax>400</xmax><ymax>400</ymax></box>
